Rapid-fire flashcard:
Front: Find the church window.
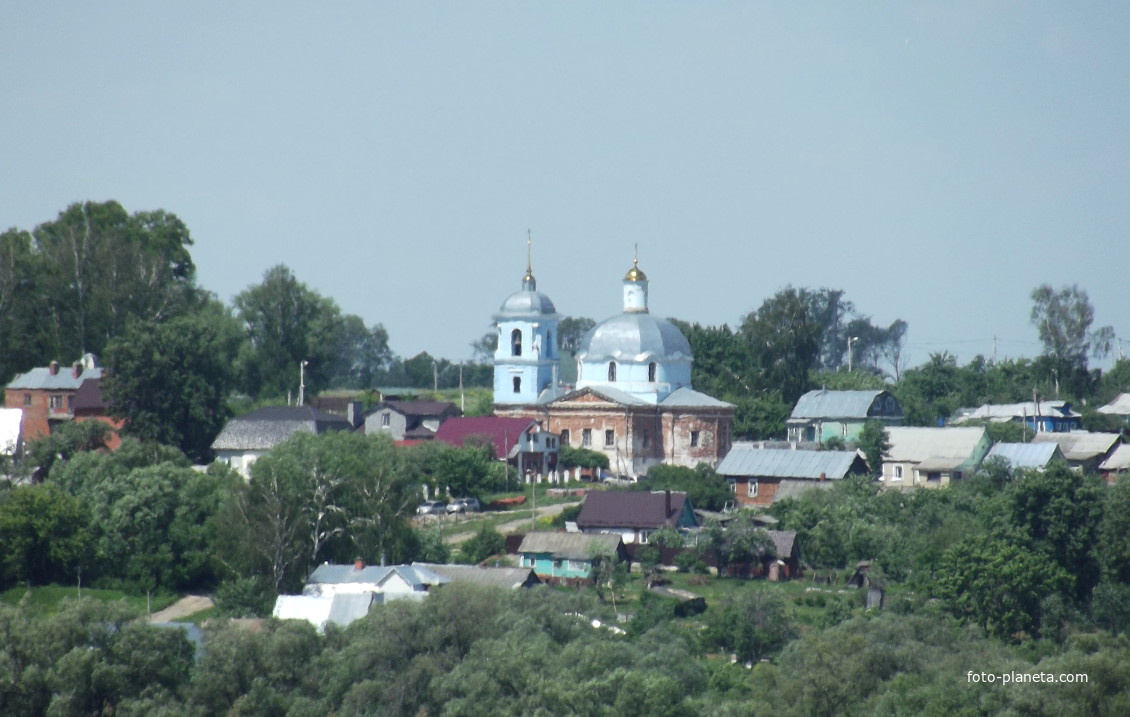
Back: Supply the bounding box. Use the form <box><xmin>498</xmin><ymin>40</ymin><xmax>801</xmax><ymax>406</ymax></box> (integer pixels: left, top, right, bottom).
<box><xmin>604</xmin><ymin>429</ymin><xmax>615</xmax><ymax>447</ymax></box>
<box><xmin>561</xmin><ymin>429</ymin><xmax>570</xmax><ymax>446</ymax></box>
<box><xmin>582</xmin><ymin>429</ymin><xmax>592</xmax><ymax>447</ymax></box>
<box><xmin>608</xmin><ymin>362</ymin><xmax>617</xmax><ymax>381</ymax></box>
<box><xmin>511</xmin><ymin>329</ymin><xmax>522</xmax><ymax>357</ymax></box>
<box><xmin>690</xmin><ymin>431</ymin><xmax>700</xmax><ymax>447</ymax></box>
<box><xmin>513</xmin><ymin>377</ymin><xmax>521</xmax><ymax>393</ymax></box>
<box><xmin>648</xmin><ymin>362</ymin><xmax>657</xmax><ymax>382</ymax></box>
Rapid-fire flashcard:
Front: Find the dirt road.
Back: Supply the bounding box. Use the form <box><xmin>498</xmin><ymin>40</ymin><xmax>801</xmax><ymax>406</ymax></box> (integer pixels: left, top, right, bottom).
<box><xmin>148</xmin><ymin>595</ymin><xmax>214</xmax><ymax>623</ymax></box>
<box><xmin>443</xmin><ymin>500</ymin><xmax>581</xmax><ymax>545</ymax></box>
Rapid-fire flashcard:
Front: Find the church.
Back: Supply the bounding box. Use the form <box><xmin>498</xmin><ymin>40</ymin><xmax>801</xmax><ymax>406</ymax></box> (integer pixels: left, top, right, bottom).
<box><xmin>492</xmin><ymin>250</ymin><xmax>734</xmax><ymax>478</ymax></box>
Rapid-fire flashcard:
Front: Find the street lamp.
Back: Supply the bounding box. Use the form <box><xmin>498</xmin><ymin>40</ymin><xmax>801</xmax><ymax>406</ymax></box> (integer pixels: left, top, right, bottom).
<box><xmin>847</xmin><ymin>337</ymin><xmax>860</xmax><ymax>373</ymax></box>
<box><xmin>298</xmin><ymin>360</ymin><xmax>308</xmax><ymax>405</ymax></box>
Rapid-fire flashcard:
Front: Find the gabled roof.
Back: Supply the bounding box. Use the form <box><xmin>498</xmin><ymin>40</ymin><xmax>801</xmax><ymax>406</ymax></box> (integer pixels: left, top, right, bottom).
<box><xmin>789</xmin><ymin>389</ymin><xmax>894</xmax><ymax>420</ymax></box>
<box><xmin>210</xmin><ymin>405</ymin><xmax>353</xmax><ymax>452</ymax></box>
<box><xmin>433</xmin><ymin>416</ymin><xmax>539</xmax><ymax>458</ymax></box>
<box><xmin>273</xmin><ymin>593</ymin><xmax>378</xmax><ymax>631</ymax></box>
<box><xmin>952</xmin><ymin>400</ymin><xmax>1080</xmax><ymax>423</ymax></box>
<box><xmin>986</xmin><ymin>442</ymin><xmax>1063</xmax><ymax>469</ymax></box>
<box><xmin>717</xmin><ymin>444</ymin><xmax>864</xmax><ymax>480</ymax></box>
<box><xmin>1100</xmin><ymin>444</ymin><xmax>1130</xmax><ymax>472</ymax></box>
<box><xmin>72</xmin><ymin>377</ymin><xmax>107</xmax><ymax>413</ymax></box>
<box><xmin>517</xmin><ymin>532</ymin><xmax>623</xmax><ymax>560</ymax></box>
<box><xmin>373</xmin><ymin>400</ymin><xmax>459</xmax><ymax>419</ymax></box>
<box><xmin>660</xmin><ymin>387</ymin><xmax>734</xmax><ymax>409</ymax></box>
<box><xmin>576</xmin><ymin>490</ymin><xmax>693</xmax><ymax>531</ymax></box>
<box><xmin>1097</xmin><ymin>393</ymin><xmax>1130</xmax><ymax>417</ymax></box>
<box><xmin>1030</xmin><ymin>431</ymin><xmax>1121</xmax><ymax>461</ymax></box>
<box><xmin>885</xmin><ymin>427</ymin><xmax>988</xmax><ymax>470</ymax></box>
<box><xmin>306</xmin><ymin>563</ymin><xmax>449</xmax><ymax>588</ymax></box>
<box><xmin>412</xmin><ymin>563</ymin><xmax>541</xmax><ymax>589</ymax></box>
<box><xmin>769</xmin><ymin>530</ymin><xmax>797</xmax><ymax>558</ymax></box>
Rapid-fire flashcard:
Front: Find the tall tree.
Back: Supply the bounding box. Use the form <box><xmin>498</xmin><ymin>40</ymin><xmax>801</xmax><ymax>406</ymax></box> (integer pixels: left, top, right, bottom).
<box><xmin>740</xmin><ymin>287</ymin><xmax>823</xmax><ymax>406</ymax></box>
<box><xmin>1030</xmin><ymin>283</ymin><xmax>1114</xmax><ymax>396</ymax></box>
<box><xmin>102</xmin><ymin>305</ymin><xmax>242</xmax><ymax>462</ymax></box>
<box><xmin>233</xmin><ymin>265</ymin><xmax>346</xmax><ymax>399</ymax></box>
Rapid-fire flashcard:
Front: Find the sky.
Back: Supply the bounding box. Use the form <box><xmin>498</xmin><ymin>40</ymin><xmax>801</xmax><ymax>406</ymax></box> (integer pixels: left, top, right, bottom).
<box><xmin>3</xmin><ymin>3</ymin><xmax>1128</xmax><ymax>373</ymax></box>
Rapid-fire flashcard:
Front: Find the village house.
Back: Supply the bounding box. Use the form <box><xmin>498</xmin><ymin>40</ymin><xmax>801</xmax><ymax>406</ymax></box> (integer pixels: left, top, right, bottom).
<box><xmin>951</xmin><ymin>400</ymin><xmax>1082</xmax><ymax>433</ymax></box>
<box><xmin>516</xmin><ymin>532</ymin><xmax>626</xmax><ymax>583</ymax></box>
<box><xmin>716</xmin><ymin>444</ymin><xmax>870</xmax><ymax>507</ymax></box>
<box><xmin>363</xmin><ymin>400</ymin><xmax>460</xmax><ymax>442</ymax></box>
<box><xmin>1097</xmin><ymin>393</ymin><xmax>1130</xmax><ymax>425</ymax></box>
<box><xmin>574</xmin><ymin>489</ymin><xmax>697</xmax><ymax>544</ymax></box>
<box><xmin>1099</xmin><ymin>443</ymin><xmax>1130</xmax><ymax>483</ymax></box>
<box><xmin>492</xmin><ymin>252</ymin><xmax>734</xmax><ymax>477</ymax></box>
<box><xmin>1030</xmin><ymin>431</ymin><xmax>1122</xmax><ymax>473</ymax></box>
<box><xmin>4</xmin><ymin>354</ymin><xmax>102</xmax><ymax>444</ymax></box>
<box><xmin>786</xmin><ymin>389</ymin><xmax>904</xmax><ymax>443</ymax></box>
<box><xmin>433</xmin><ymin>415</ymin><xmax>560</xmax><ymax>479</ymax></box>
<box><xmin>210</xmin><ymin>404</ymin><xmax>354</xmax><ymax>478</ymax></box>
<box><xmin>881</xmin><ymin>426</ymin><xmax>991</xmax><ymax>489</ymax></box>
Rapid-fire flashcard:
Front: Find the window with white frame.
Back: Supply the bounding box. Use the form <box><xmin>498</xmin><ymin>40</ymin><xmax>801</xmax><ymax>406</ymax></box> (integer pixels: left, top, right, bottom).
<box><xmin>748</xmin><ymin>480</ymin><xmax>759</xmax><ymax>497</ymax></box>
<box><xmin>893</xmin><ymin>465</ymin><xmax>903</xmax><ymax>480</ymax></box>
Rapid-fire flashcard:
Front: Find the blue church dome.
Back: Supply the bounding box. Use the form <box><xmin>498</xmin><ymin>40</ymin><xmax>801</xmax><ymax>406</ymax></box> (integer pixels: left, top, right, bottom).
<box><xmin>577</xmin><ymin>313</ymin><xmax>691</xmax><ymax>362</ymax></box>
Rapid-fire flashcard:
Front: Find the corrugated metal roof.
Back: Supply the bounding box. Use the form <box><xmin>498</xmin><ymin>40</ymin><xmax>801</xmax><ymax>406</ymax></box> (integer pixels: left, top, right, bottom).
<box><xmin>986</xmin><ymin>442</ymin><xmax>1061</xmax><ymax>469</ymax></box>
<box><xmin>1097</xmin><ymin>393</ymin><xmax>1130</xmax><ymax>417</ymax></box>
<box><xmin>413</xmin><ymin>563</ymin><xmax>540</xmax><ymax>589</ymax></box>
<box><xmin>717</xmin><ymin>444</ymin><xmax>861</xmax><ymax>479</ymax></box>
<box><xmin>433</xmin><ymin>416</ymin><xmax>538</xmax><ymax>457</ymax></box>
<box><xmin>517</xmin><ymin>532</ymin><xmax>623</xmax><ymax>560</ymax></box>
<box><xmin>660</xmin><ymin>387</ymin><xmax>734</xmax><ymax>409</ymax></box>
<box><xmin>885</xmin><ymin>427</ymin><xmax>987</xmax><ymax>466</ymax></box>
<box><xmin>578</xmin><ymin>313</ymin><xmax>692</xmax><ymax>363</ymax></box>
<box><xmin>952</xmin><ymin>400</ymin><xmax>1080</xmax><ymax>423</ymax></box>
<box><xmin>1030</xmin><ymin>431</ymin><xmax>1120</xmax><ymax>461</ymax></box>
<box><xmin>790</xmin><ymin>390</ymin><xmax>885</xmax><ymax>419</ymax></box>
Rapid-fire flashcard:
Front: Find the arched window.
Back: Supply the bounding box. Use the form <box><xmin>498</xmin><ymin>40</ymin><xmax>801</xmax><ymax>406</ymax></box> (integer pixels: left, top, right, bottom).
<box><xmin>608</xmin><ymin>362</ymin><xmax>617</xmax><ymax>381</ymax></box>
<box><xmin>513</xmin><ymin>377</ymin><xmax>521</xmax><ymax>393</ymax></box>
<box><xmin>648</xmin><ymin>362</ymin><xmax>657</xmax><ymax>382</ymax></box>
<box><xmin>511</xmin><ymin>329</ymin><xmax>522</xmax><ymax>357</ymax></box>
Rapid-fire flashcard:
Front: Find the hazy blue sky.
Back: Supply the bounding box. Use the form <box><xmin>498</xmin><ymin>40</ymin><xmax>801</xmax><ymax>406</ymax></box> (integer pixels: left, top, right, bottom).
<box><xmin>3</xmin><ymin>3</ymin><xmax>1128</xmax><ymax>372</ymax></box>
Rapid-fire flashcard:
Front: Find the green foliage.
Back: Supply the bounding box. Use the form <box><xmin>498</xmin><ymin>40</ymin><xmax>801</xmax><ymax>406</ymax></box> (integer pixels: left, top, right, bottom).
<box><xmin>638</xmin><ymin>463</ymin><xmax>731</xmax><ymax>511</ymax></box>
<box><xmin>856</xmin><ymin>420</ymin><xmax>890</xmax><ymax>478</ymax></box>
<box><xmin>705</xmin><ymin>513</ymin><xmax>776</xmax><ymax>573</ymax></box>
<box><xmin>23</xmin><ymin>419</ymin><xmax>112</xmax><ymax>480</ymax></box>
<box><xmin>559</xmin><ymin>444</ymin><xmax>610</xmax><ymax>471</ymax></box>
<box><xmin>102</xmin><ymin>306</ymin><xmax>241</xmax><ymax>462</ymax></box>
<box><xmin>0</xmin><ymin>484</ymin><xmax>90</xmax><ymax>587</ymax></box>
<box><xmin>704</xmin><ymin>587</ymin><xmax>795</xmax><ymax>663</ymax></box>
<box><xmin>457</xmin><ymin>524</ymin><xmax>505</xmax><ymax>564</ymax></box>
<box><xmin>1098</xmin><ymin>478</ymin><xmax>1130</xmax><ymax>584</ymax></box>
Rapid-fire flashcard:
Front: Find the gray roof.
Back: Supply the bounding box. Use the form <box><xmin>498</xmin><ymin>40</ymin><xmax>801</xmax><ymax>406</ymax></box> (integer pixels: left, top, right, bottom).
<box><xmin>412</xmin><ymin>563</ymin><xmax>540</xmax><ymax>589</ymax></box>
<box><xmin>307</xmin><ymin>563</ymin><xmax>448</xmax><ymax>588</ymax></box>
<box><xmin>552</xmin><ymin>384</ymin><xmax>732</xmax><ymax>410</ymax></box>
<box><xmin>885</xmin><ymin>427</ymin><xmax>988</xmax><ymax>469</ymax></box>
<box><xmin>578</xmin><ymin>313</ymin><xmax>692</xmax><ymax>363</ymax></box>
<box><xmin>1100</xmin><ymin>444</ymin><xmax>1130</xmax><ymax>472</ymax></box>
<box><xmin>790</xmin><ymin>389</ymin><xmax>890</xmax><ymax>420</ymax></box>
<box><xmin>517</xmin><ymin>532</ymin><xmax>623</xmax><ymax>560</ymax></box>
<box><xmin>952</xmin><ymin>400</ymin><xmax>1080</xmax><ymax>423</ymax></box>
<box><xmin>986</xmin><ymin>442</ymin><xmax>1062</xmax><ymax>469</ymax></box>
<box><xmin>7</xmin><ymin>364</ymin><xmax>103</xmax><ymax>391</ymax></box>
<box><xmin>210</xmin><ymin>405</ymin><xmax>353</xmax><ymax>451</ymax></box>
<box><xmin>1030</xmin><ymin>431</ymin><xmax>1120</xmax><ymax>461</ymax></box>
<box><xmin>1097</xmin><ymin>393</ymin><xmax>1130</xmax><ymax>417</ymax></box>
<box><xmin>717</xmin><ymin>444</ymin><xmax>862</xmax><ymax>479</ymax></box>
<box><xmin>494</xmin><ymin>274</ymin><xmax>559</xmax><ymax>319</ymax></box>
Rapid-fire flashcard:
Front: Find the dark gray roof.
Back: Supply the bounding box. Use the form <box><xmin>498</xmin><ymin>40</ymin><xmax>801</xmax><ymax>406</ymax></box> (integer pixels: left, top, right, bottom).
<box><xmin>576</xmin><ymin>491</ymin><xmax>693</xmax><ymax>530</ymax></box>
<box><xmin>717</xmin><ymin>444</ymin><xmax>862</xmax><ymax>479</ymax></box>
<box><xmin>769</xmin><ymin>530</ymin><xmax>797</xmax><ymax>558</ymax></box>
<box><xmin>210</xmin><ymin>405</ymin><xmax>353</xmax><ymax>451</ymax></box>
<box><xmin>517</xmin><ymin>533</ymin><xmax>623</xmax><ymax>560</ymax></box>
<box><xmin>790</xmin><ymin>389</ymin><xmax>889</xmax><ymax>420</ymax></box>
<box><xmin>412</xmin><ymin>563</ymin><xmax>540</xmax><ymax>589</ymax></box>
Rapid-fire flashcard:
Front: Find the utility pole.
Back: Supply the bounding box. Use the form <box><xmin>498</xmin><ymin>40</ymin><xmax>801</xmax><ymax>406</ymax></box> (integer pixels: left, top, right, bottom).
<box><xmin>847</xmin><ymin>336</ymin><xmax>860</xmax><ymax>372</ymax></box>
<box><xmin>298</xmin><ymin>360</ymin><xmax>308</xmax><ymax>405</ymax></box>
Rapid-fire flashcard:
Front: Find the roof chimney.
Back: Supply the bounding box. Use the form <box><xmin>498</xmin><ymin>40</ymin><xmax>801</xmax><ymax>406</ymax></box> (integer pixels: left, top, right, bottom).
<box><xmin>354</xmin><ymin>557</ymin><xmax>365</xmax><ymax>571</ymax></box>
<box><xmin>49</xmin><ymin>360</ymin><xmax>59</xmax><ymax>376</ymax></box>
<box><xmin>72</xmin><ymin>362</ymin><xmax>82</xmax><ymax>379</ymax></box>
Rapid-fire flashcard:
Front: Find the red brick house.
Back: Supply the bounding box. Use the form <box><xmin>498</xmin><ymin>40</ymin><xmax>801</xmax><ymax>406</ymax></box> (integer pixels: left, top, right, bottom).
<box><xmin>4</xmin><ymin>355</ymin><xmax>103</xmax><ymax>445</ymax></box>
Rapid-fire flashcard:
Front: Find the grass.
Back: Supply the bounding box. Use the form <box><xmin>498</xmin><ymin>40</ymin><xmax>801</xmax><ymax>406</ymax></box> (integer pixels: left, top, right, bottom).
<box><xmin>0</xmin><ymin>584</ymin><xmax>180</xmax><ymax>617</ymax></box>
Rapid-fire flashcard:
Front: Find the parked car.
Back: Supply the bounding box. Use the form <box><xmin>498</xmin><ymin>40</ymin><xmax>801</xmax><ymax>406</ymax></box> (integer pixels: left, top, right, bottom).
<box><xmin>446</xmin><ymin>497</ymin><xmax>482</xmax><ymax>514</ymax></box>
<box><xmin>417</xmin><ymin>500</ymin><xmax>446</xmax><ymax>516</ymax></box>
